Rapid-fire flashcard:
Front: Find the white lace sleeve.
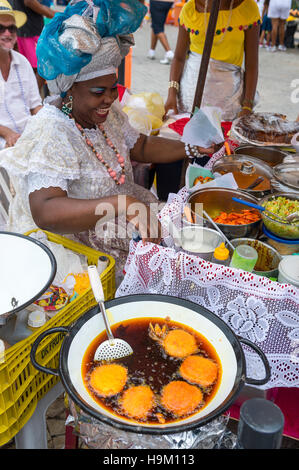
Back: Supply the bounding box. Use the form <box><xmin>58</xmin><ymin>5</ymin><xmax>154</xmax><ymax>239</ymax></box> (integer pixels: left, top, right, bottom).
<box><xmin>27</xmin><ymin>172</ymin><xmax>68</xmax><ymax>195</ymax></box>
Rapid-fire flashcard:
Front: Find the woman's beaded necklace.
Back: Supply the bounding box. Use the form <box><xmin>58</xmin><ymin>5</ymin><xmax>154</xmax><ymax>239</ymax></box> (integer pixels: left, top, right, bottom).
<box><xmin>69</xmin><ymin>113</ymin><xmax>126</xmax><ymax>185</ymax></box>
<box><xmin>3</xmin><ymin>64</ymin><xmax>30</xmax><ymax>133</ymax></box>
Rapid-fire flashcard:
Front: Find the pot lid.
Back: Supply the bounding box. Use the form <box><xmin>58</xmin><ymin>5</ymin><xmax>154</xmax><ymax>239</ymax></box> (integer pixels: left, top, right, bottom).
<box><xmin>0</xmin><ymin>232</ymin><xmax>56</xmax><ymax>324</ymax></box>
<box><xmin>213</xmin><ymin>155</ymin><xmax>274</xmax><ymax>177</ymax></box>
<box><xmin>273</xmin><ymin>163</ymin><xmax>299</xmax><ymax>190</ymax></box>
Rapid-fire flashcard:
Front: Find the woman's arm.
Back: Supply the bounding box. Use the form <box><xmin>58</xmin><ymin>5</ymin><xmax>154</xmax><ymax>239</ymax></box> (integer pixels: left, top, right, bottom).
<box><xmin>24</xmin><ymin>0</ymin><xmax>55</xmax><ymax>18</ymax></box>
<box><xmin>240</xmin><ymin>25</ymin><xmax>260</xmax><ymax>116</ymax></box>
<box><xmin>30</xmin><ymin>105</ymin><xmax>43</xmax><ymax>115</ymax></box>
<box><xmin>29</xmin><ymin>187</ymin><xmax>161</xmax><ymax>243</ymax></box>
<box><xmin>130</xmin><ymin>134</ymin><xmax>219</xmax><ymax>164</ymax></box>
<box><xmin>164</xmin><ymin>25</ymin><xmax>190</xmax><ymax>117</ymax></box>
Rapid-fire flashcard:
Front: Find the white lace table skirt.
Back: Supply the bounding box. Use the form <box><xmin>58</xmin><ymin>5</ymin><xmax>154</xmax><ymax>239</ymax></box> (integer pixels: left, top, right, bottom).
<box><xmin>116</xmin><ymin>189</ymin><xmax>299</xmax><ymax>390</ymax></box>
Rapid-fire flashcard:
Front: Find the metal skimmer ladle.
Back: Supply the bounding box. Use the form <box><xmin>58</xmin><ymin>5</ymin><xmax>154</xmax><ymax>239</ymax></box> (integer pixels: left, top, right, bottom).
<box><xmin>88</xmin><ymin>265</ymin><xmax>133</xmax><ymax>362</ymax></box>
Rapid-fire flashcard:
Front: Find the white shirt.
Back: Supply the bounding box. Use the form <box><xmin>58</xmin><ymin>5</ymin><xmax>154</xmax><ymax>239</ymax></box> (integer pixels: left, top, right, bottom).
<box><xmin>256</xmin><ymin>0</ymin><xmax>265</xmax><ymax>16</ymax></box>
<box><xmin>0</xmin><ymin>50</ymin><xmax>42</xmax><ymax>148</ymax></box>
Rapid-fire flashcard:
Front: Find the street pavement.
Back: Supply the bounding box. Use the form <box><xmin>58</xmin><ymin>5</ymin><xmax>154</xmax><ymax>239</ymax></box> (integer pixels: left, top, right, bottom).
<box><xmin>131</xmin><ymin>21</ymin><xmax>299</xmax><ymax>121</ymax></box>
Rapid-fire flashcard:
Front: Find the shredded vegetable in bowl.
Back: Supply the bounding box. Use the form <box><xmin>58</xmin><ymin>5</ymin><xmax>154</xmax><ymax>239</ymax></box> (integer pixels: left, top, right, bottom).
<box><xmin>261</xmin><ymin>196</ymin><xmax>299</xmax><ymax>239</ymax></box>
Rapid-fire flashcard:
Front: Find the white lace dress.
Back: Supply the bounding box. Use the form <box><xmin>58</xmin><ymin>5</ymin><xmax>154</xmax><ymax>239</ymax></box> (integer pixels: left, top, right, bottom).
<box><xmin>0</xmin><ymin>99</ymin><xmax>158</xmax><ymax>277</ymax></box>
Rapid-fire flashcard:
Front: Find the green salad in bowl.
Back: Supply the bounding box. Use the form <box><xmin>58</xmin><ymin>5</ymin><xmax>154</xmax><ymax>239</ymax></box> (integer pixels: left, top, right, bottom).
<box><xmin>260</xmin><ymin>194</ymin><xmax>299</xmax><ymax>240</ymax></box>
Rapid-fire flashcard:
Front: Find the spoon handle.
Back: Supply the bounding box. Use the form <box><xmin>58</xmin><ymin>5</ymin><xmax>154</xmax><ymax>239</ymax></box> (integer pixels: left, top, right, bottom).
<box><xmin>203</xmin><ymin>210</ymin><xmax>235</xmax><ymax>251</ymax></box>
<box><xmin>88</xmin><ymin>265</ymin><xmax>114</xmax><ymax>341</ymax></box>
<box><xmin>232</xmin><ymin>197</ymin><xmax>264</xmax><ymax>211</ymax></box>
<box><xmin>232</xmin><ymin>197</ymin><xmax>286</xmax><ymax>222</ymax></box>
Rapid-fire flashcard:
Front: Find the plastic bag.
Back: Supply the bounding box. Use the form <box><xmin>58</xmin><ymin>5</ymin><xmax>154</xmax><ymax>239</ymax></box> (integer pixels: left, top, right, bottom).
<box><xmin>122</xmin><ymin>107</ymin><xmax>153</xmax><ymax>135</ymax></box>
<box><xmin>122</xmin><ymin>92</ymin><xmax>164</xmax><ymax>135</ymax></box>
<box><xmin>124</xmin><ymin>92</ymin><xmax>165</xmax><ymax>119</ymax></box>
<box><xmin>181</xmin><ymin>107</ymin><xmax>224</xmax><ymax>148</ymax></box>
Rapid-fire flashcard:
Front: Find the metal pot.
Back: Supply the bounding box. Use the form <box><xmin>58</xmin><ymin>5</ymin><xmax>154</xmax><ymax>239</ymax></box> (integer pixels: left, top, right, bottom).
<box><xmin>234</xmin><ymin>145</ymin><xmax>288</xmax><ymax>167</ymax></box>
<box><xmin>187</xmin><ymin>188</ymin><xmax>262</xmax><ymax>240</ymax></box>
<box><xmin>212</xmin><ymin>155</ymin><xmax>274</xmax><ymax>198</ymax></box>
<box><xmin>30</xmin><ymin>294</ymin><xmax>270</xmax><ymax>435</ymax></box>
<box><xmin>230</xmin><ymin>238</ymin><xmax>282</xmax><ymax>279</ymax></box>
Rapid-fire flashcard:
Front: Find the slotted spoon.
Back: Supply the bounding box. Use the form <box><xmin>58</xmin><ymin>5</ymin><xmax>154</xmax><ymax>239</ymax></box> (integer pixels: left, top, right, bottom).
<box><xmin>87</xmin><ymin>265</ymin><xmax>133</xmax><ymax>362</ymax></box>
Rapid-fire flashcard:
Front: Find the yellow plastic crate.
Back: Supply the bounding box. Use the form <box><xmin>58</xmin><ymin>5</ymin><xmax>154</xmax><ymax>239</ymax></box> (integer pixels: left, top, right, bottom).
<box><xmin>0</xmin><ymin>230</ymin><xmax>115</xmax><ymax>446</ymax></box>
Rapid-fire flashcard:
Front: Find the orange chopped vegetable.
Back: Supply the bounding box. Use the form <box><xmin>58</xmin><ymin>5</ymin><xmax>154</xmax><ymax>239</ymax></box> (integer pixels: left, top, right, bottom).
<box><xmin>120</xmin><ymin>385</ymin><xmax>155</xmax><ymax>420</ymax></box>
<box><xmin>179</xmin><ymin>355</ymin><xmax>218</xmax><ymax>387</ymax></box>
<box><xmin>88</xmin><ymin>364</ymin><xmax>127</xmax><ymax>397</ymax></box>
<box><xmin>213</xmin><ymin>209</ymin><xmax>261</xmax><ymax>225</ymax></box>
<box><xmin>161</xmin><ymin>380</ymin><xmax>203</xmax><ymax>417</ymax></box>
<box><xmin>163</xmin><ymin>329</ymin><xmax>198</xmax><ymax>358</ymax></box>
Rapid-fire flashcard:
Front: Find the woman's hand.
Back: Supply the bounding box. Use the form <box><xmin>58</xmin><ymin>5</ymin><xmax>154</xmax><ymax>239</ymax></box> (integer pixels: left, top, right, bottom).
<box><xmin>125</xmin><ymin>195</ymin><xmax>161</xmax><ymax>244</ymax></box>
<box><xmin>189</xmin><ymin>142</ymin><xmax>224</xmax><ymax>156</ymax></box>
<box><xmin>4</xmin><ymin>129</ymin><xmax>21</xmax><ymax>147</ymax></box>
<box><xmin>163</xmin><ymin>90</ymin><xmax>179</xmax><ymax>120</ymax></box>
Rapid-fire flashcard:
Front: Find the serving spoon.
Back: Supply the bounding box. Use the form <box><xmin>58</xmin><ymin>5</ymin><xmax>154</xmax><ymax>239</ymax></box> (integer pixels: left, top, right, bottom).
<box><xmin>232</xmin><ymin>197</ymin><xmax>299</xmax><ymax>223</ymax></box>
<box><xmin>88</xmin><ymin>265</ymin><xmax>133</xmax><ymax>362</ymax></box>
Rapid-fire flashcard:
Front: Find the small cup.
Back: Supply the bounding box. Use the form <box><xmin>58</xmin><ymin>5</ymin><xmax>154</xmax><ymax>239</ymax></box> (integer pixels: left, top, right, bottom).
<box><xmin>230</xmin><ymin>244</ymin><xmax>258</xmax><ymax>272</ymax></box>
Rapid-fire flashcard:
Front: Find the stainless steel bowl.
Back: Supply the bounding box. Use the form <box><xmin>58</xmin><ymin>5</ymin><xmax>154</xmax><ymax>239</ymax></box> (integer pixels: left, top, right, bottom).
<box><xmin>174</xmin><ymin>226</ymin><xmax>225</xmax><ymax>260</ymax></box>
<box><xmin>187</xmin><ymin>188</ymin><xmax>262</xmax><ymax>240</ymax></box>
<box><xmin>230</xmin><ymin>238</ymin><xmax>282</xmax><ymax>278</ymax></box>
<box><xmin>212</xmin><ymin>155</ymin><xmax>274</xmax><ymax>199</ymax></box>
<box><xmin>234</xmin><ymin>145</ymin><xmax>287</xmax><ymax>167</ymax></box>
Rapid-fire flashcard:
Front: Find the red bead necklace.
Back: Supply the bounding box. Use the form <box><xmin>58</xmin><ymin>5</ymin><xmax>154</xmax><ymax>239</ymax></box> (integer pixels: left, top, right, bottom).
<box><xmin>71</xmin><ymin>115</ymin><xmax>126</xmax><ymax>185</ymax></box>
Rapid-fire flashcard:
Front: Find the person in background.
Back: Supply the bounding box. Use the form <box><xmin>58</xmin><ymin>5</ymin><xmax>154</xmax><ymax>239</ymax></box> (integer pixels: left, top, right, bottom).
<box><xmin>147</xmin><ymin>0</ymin><xmax>175</xmax><ymax>64</ymax></box>
<box><xmin>0</xmin><ymin>0</ymin><xmax>42</xmax><ymax>149</ymax></box>
<box><xmin>161</xmin><ymin>0</ymin><xmax>260</xmax><ymax>200</ymax></box>
<box><xmin>164</xmin><ymin>0</ymin><xmax>261</xmax><ymax>119</ymax></box>
<box><xmin>267</xmin><ymin>0</ymin><xmax>292</xmax><ymax>51</ymax></box>
<box><xmin>259</xmin><ymin>0</ymin><xmax>272</xmax><ymax>46</ymax></box>
<box><xmin>11</xmin><ymin>0</ymin><xmax>55</xmax><ymax>88</ymax></box>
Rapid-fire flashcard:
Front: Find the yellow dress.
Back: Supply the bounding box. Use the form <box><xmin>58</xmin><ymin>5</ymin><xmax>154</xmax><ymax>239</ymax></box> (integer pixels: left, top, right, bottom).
<box><xmin>179</xmin><ymin>0</ymin><xmax>261</xmax><ymax>68</ymax></box>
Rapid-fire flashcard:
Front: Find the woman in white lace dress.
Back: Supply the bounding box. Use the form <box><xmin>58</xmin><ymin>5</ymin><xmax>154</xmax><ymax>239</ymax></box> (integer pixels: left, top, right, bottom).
<box><xmin>0</xmin><ymin>2</ymin><xmax>215</xmax><ymax>278</ymax></box>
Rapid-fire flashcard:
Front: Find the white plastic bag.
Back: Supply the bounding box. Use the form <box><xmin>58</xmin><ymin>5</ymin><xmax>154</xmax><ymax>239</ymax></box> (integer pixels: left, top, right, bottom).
<box><xmin>181</xmin><ymin>106</ymin><xmax>224</xmax><ymax>147</ymax></box>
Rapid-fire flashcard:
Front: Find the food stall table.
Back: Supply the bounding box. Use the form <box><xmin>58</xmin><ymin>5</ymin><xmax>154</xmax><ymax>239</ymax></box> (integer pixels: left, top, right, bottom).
<box><xmin>115</xmin><ymin>188</ymin><xmax>299</xmax><ymax>439</ymax></box>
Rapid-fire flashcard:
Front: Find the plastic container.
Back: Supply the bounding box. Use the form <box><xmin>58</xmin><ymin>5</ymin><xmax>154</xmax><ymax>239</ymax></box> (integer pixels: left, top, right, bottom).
<box><xmin>0</xmin><ymin>229</ymin><xmax>115</xmax><ymax>447</ymax></box>
<box><xmin>237</xmin><ymin>398</ymin><xmax>284</xmax><ymax>449</ymax></box>
<box><xmin>211</xmin><ymin>242</ymin><xmax>230</xmax><ymax>266</ymax></box>
<box><xmin>262</xmin><ymin>224</ymin><xmax>299</xmax><ymax>255</ymax></box>
<box><xmin>27</xmin><ymin>311</ymin><xmax>47</xmax><ymax>332</ymax></box>
<box><xmin>278</xmin><ymin>255</ymin><xmax>299</xmax><ymax>287</ymax></box>
<box><xmin>97</xmin><ymin>255</ymin><xmax>109</xmax><ymax>275</ymax></box>
<box><xmin>229</xmin><ymin>244</ymin><xmax>258</xmax><ymax>272</ymax></box>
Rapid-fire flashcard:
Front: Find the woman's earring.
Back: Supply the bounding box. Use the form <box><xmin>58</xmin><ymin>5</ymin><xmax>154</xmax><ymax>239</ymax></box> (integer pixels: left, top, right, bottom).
<box><xmin>61</xmin><ymin>95</ymin><xmax>73</xmax><ymax>116</ymax></box>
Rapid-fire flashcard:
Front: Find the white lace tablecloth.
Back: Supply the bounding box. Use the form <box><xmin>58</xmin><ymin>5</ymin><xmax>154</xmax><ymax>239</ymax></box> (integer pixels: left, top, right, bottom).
<box><xmin>116</xmin><ymin>189</ymin><xmax>299</xmax><ymax>390</ymax></box>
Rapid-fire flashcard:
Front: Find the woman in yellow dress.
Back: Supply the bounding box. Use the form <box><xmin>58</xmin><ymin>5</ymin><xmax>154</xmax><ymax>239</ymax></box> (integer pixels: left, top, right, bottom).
<box><xmin>164</xmin><ymin>0</ymin><xmax>261</xmax><ymax>120</ymax></box>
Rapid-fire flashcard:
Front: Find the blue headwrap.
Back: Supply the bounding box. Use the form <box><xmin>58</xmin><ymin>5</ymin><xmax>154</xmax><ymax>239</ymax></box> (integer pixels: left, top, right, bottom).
<box><xmin>36</xmin><ymin>0</ymin><xmax>147</xmax><ymax>81</ymax></box>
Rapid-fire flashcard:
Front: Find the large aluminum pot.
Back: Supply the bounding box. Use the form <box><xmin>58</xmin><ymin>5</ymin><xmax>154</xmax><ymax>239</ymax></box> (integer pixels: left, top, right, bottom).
<box><xmin>234</xmin><ymin>145</ymin><xmax>287</xmax><ymax>167</ymax></box>
<box><xmin>30</xmin><ymin>295</ymin><xmax>270</xmax><ymax>435</ymax></box>
<box><xmin>187</xmin><ymin>187</ymin><xmax>262</xmax><ymax>240</ymax></box>
<box><xmin>212</xmin><ymin>155</ymin><xmax>274</xmax><ymax>198</ymax></box>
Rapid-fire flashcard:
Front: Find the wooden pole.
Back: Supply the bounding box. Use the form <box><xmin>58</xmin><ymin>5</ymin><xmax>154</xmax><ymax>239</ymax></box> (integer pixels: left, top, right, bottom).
<box><xmin>191</xmin><ymin>0</ymin><xmax>221</xmax><ymax>114</ymax></box>
<box><xmin>180</xmin><ymin>0</ymin><xmax>222</xmax><ymax>189</ymax></box>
